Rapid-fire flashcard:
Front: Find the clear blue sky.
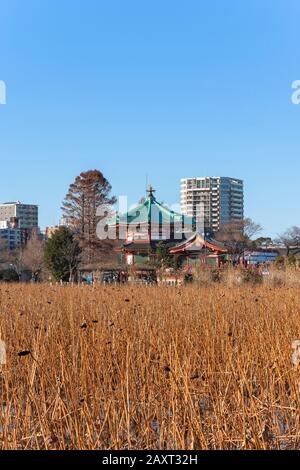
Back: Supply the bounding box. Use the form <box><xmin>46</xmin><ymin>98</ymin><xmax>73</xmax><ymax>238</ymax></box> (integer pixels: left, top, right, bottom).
<box><xmin>0</xmin><ymin>0</ymin><xmax>299</xmax><ymax>237</ymax></box>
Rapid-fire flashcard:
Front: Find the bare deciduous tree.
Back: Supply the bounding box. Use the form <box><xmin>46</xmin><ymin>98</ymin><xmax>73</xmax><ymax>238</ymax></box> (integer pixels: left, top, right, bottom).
<box><xmin>243</xmin><ymin>218</ymin><xmax>263</xmax><ymax>240</ymax></box>
<box><xmin>23</xmin><ymin>237</ymin><xmax>45</xmax><ymax>281</ymax></box>
<box><xmin>216</xmin><ymin>218</ymin><xmax>262</xmax><ymax>254</ymax></box>
<box><xmin>276</xmin><ymin>226</ymin><xmax>300</xmax><ymax>255</ymax></box>
<box><xmin>61</xmin><ymin>170</ymin><xmax>116</xmax><ymax>262</ymax></box>
<box><xmin>8</xmin><ymin>248</ymin><xmax>25</xmax><ymax>281</ymax></box>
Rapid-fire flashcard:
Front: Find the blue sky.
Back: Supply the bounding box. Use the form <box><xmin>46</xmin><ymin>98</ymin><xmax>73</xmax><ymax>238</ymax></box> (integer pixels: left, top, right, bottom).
<box><xmin>0</xmin><ymin>0</ymin><xmax>299</xmax><ymax>237</ymax></box>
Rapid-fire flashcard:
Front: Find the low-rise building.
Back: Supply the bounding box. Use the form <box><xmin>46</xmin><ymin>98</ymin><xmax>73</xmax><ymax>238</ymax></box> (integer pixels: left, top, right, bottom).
<box><xmin>45</xmin><ymin>225</ymin><xmax>60</xmax><ymax>239</ymax></box>
<box><xmin>0</xmin><ymin>220</ymin><xmax>22</xmax><ymax>250</ymax></box>
<box><xmin>0</xmin><ymin>201</ymin><xmax>38</xmax><ymax>230</ymax></box>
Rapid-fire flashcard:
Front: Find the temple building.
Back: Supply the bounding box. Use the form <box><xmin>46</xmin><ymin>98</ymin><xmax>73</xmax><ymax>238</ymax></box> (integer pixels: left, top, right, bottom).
<box><xmin>169</xmin><ymin>231</ymin><xmax>228</xmax><ymax>266</ymax></box>
<box><xmin>106</xmin><ymin>186</ymin><xmax>227</xmax><ymax>266</ymax></box>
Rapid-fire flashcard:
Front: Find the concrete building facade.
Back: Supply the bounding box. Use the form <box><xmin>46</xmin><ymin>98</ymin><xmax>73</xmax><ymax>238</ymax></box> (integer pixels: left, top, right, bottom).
<box><xmin>0</xmin><ymin>228</ymin><xmax>22</xmax><ymax>250</ymax></box>
<box><xmin>0</xmin><ymin>201</ymin><xmax>38</xmax><ymax>230</ymax></box>
<box><xmin>180</xmin><ymin>177</ymin><xmax>244</xmax><ymax>234</ymax></box>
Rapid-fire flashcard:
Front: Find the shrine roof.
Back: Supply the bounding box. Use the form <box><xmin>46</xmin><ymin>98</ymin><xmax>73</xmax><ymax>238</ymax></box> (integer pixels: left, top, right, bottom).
<box><xmin>107</xmin><ymin>186</ymin><xmax>195</xmax><ymax>227</ymax></box>
<box><xmin>169</xmin><ymin>232</ymin><xmax>228</xmax><ymax>254</ymax></box>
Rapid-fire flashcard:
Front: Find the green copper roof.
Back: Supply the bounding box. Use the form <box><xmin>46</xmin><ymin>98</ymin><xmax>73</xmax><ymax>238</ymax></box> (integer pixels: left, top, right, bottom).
<box><xmin>107</xmin><ymin>186</ymin><xmax>195</xmax><ymax>227</ymax></box>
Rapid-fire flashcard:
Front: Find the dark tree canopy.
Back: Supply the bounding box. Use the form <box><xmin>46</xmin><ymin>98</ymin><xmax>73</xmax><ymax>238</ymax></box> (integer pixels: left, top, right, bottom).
<box><xmin>254</xmin><ymin>237</ymin><xmax>273</xmax><ymax>248</ymax></box>
<box><xmin>44</xmin><ymin>226</ymin><xmax>81</xmax><ymax>282</ymax></box>
<box><xmin>149</xmin><ymin>241</ymin><xmax>182</xmax><ymax>270</ymax></box>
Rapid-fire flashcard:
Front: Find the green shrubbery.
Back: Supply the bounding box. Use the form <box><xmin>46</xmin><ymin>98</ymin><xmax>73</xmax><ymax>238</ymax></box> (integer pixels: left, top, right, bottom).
<box><xmin>0</xmin><ymin>269</ymin><xmax>19</xmax><ymax>283</ymax></box>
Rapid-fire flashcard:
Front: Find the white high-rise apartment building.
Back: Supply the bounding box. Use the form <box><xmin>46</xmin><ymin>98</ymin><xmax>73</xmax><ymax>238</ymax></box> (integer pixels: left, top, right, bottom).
<box><xmin>180</xmin><ymin>177</ymin><xmax>244</xmax><ymax>234</ymax></box>
<box><xmin>0</xmin><ymin>201</ymin><xmax>38</xmax><ymax>230</ymax></box>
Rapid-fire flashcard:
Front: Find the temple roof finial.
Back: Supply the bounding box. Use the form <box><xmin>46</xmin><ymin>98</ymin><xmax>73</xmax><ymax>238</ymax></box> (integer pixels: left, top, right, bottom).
<box><xmin>146</xmin><ymin>184</ymin><xmax>156</xmax><ymax>199</ymax></box>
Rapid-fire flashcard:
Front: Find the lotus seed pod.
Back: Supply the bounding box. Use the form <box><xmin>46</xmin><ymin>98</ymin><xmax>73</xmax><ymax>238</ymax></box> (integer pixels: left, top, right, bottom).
<box><xmin>0</xmin><ymin>340</ymin><xmax>6</xmax><ymax>365</ymax></box>
<box><xmin>292</xmin><ymin>351</ymin><xmax>300</xmax><ymax>366</ymax></box>
<box><xmin>292</xmin><ymin>340</ymin><xmax>300</xmax><ymax>366</ymax></box>
<box><xmin>292</xmin><ymin>340</ymin><xmax>300</xmax><ymax>350</ymax></box>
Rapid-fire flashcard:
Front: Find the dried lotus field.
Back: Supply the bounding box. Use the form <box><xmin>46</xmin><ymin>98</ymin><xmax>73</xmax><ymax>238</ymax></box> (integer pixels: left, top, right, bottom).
<box><xmin>0</xmin><ymin>283</ymin><xmax>300</xmax><ymax>450</ymax></box>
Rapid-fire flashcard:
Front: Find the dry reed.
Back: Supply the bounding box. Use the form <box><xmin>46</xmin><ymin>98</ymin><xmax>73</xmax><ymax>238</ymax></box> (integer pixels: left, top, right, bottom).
<box><xmin>0</xmin><ymin>282</ymin><xmax>300</xmax><ymax>449</ymax></box>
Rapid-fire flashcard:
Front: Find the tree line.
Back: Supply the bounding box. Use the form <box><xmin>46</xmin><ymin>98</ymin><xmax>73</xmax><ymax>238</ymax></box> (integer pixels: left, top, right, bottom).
<box><xmin>0</xmin><ymin>169</ymin><xmax>116</xmax><ymax>282</ymax></box>
<box><xmin>0</xmin><ymin>169</ymin><xmax>299</xmax><ymax>281</ymax></box>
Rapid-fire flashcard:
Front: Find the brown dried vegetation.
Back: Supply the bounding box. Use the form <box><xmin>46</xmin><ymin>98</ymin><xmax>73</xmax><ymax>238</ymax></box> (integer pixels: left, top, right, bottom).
<box><xmin>0</xmin><ymin>283</ymin><xmax>300</xmax><ymax>449</ymax></box>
